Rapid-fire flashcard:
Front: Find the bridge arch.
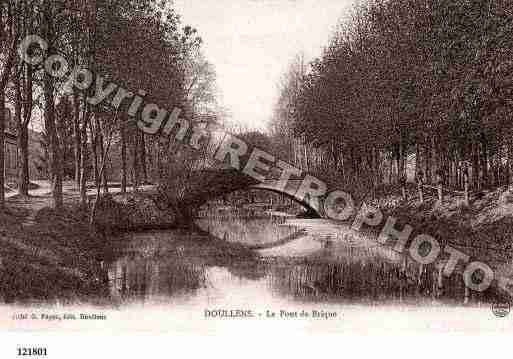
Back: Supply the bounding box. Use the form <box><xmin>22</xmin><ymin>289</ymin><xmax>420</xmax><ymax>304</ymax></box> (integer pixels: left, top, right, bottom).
<box><xmin>178</xmin><ymin>169</ymin><xmax>323</xmax><ymax>218</ymax></box>
<box><xmin>202</xmin><ymin>184</ymin><xmax>322</xmax><ymax>218</ymax></box>
<box><xmin>246</xmin><ymin>183</ymin><xmax>321</xmax><ymax>218</ymax></box>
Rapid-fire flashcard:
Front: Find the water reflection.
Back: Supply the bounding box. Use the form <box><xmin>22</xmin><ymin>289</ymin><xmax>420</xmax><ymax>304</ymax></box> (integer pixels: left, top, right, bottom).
<box><xmin>108</xmin><ymin>252</ymin><xmax>207</xmax><ymax>303</ymax></box>
<box><xmin>106</xmin><ymin>211</ymin><xmax>500</xmax><ymax>307</ymax></box>
<box><xmin>265</xmin><ymin>259</ymin><xmax>468</xmax><ymax>305</ymax></box>
<box><xmin>196</xmin><ymin>215</ymin><xmax>299</xmax><ymax>249</ymax></box>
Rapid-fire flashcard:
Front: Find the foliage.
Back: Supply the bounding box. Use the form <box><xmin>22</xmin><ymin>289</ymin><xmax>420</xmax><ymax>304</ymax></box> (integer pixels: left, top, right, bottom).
<box><xmin>272</xmin><ymin>0</ymin><xmax>513</xmax><ymax>198</ymax></box>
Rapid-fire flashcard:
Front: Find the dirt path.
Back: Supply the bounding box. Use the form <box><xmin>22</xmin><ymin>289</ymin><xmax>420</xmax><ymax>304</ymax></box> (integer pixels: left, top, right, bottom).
<box><xmin>5</xmin><ymin>181</ymin><xmax>157</xmax><ymax>227</ymax></box>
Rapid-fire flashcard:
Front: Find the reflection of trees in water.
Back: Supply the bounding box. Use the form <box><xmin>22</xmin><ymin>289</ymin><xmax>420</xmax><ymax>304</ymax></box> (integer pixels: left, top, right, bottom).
<box><xmin>225</xmin><ymin>261</ymin><xmax>267</xmax><ymax>281</ymax></box>
<box><xmin>196</xmin><ymin>216</ymin><xmax>298</xmax><ymax>247</ymax></box>
<box><xmin>266</xmin><ymin>259</ymin><xmax>496</xmax><ymax>305</ymax></box>
<box><xmin>108</xmin><ymin>251</ymin><xmax>207</xmax><ymax>301</ymax></box>
<box><xmin>106</xmin><ymin>225</ymin><xmax>503</xmax><ymax>305</ymax></box>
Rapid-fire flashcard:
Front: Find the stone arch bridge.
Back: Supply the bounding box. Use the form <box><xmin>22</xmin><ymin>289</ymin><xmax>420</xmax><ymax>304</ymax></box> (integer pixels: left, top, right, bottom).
<box><xmin>176</xmin><ymin>169</ymin><xmax>323</xmax><ymax>218</ymax></box>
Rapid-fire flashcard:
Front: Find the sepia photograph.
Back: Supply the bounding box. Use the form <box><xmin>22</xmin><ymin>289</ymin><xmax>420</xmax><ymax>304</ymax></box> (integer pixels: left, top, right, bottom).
<box><xmin>0</xmin><ymin>0</ymin><xmax>513</xmax><ymax>356</ymax></box>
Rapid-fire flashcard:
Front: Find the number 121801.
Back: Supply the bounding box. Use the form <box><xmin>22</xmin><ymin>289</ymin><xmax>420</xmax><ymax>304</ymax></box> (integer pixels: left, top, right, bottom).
<box><xmin>17</xmin><ymin>348</ymin><xmax>47</xmax><ymax>356</ymax></box>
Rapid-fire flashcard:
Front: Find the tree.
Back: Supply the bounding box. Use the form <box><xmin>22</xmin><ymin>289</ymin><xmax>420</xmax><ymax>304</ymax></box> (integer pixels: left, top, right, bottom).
<box><xmin>0</xmin><ymin>0</ymin><xmax>21</xmax><ymax>207</ymax></box>
<box><xmin>273</xmin><ymin>0</ymin><xmax>513</xmax><ymax>201</ymax></box>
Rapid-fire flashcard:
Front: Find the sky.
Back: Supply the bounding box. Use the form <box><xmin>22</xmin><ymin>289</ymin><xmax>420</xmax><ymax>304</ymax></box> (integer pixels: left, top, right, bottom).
<box><xmin>174</xmin><ymin>0</ymin><xmax>355</xmax><ymax>131</ymax></box>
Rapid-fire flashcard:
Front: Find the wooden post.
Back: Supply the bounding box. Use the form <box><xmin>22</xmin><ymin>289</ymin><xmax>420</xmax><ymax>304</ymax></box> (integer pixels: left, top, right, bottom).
<box><xmin>400</xmin><ymin>174</ymin><xmax>407</xmax><ymax>201</ymax></box>
<box><xmin>463</xmin><ymin>165</ymin><xmax>470</xmax><ymax>207</ymax></box>
<box><xmin>437</xmin><ymin>265</ymin><xmax>443</xmax><ymax>298</ymax></box>
<box><xmin>436</xmin><ymin>170</ymin><xmax>443</xmax><ymax>205</ymax></box>
<box><xmin>464</xmin><ymin>285</ymin><xmax>470</xmax><ymax>305</ymax></box>
<box><xmin>416</xmin><ymin>265</ymin><xmax>424</xmax><ymax>296</ymax></box>
<box><xmin>417</xmin><ymin>170</ymin><xmax>424</xmax><ymax>204</ymax></box>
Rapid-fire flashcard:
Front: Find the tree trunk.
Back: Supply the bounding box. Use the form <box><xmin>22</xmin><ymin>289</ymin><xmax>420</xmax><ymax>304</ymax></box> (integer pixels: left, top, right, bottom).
<box><xmin>43</xmin><ymin>73</ymin><xmax>63</xmax><ymax>211</ymax></box>
<box><xmin>430</xmin><ymin>138</ymin><xmax>435</xmax><ymax>184</ymax></box>
<box><xmin>18</xmin><ymin>62</ymin><xmax>33</xmax><ymax>197</ymax></box>
<box><xmin>89</xmin><ymin>130</ymin><xmax>114</xmax><ymax>226</ymax></box>
<box><xmin>132</xmin><ymin>128</ymin><xmax>140</xmax><ymax>192</ymax></box>
<box><xmin>78</xmin><ymin>106</ymin><xmax>90</xmax><ymax>207</ymax></box>
<box><xmin>140</xmin><ymin>132</ymin><xmax>148</xmax><ymax>184</ymax></box>
<box><xmin>97</xmin><ymin>118</ymin><xmax>109</xmax><ymax>194</ymax></box>
<box><xmin>506</xmin><ymin>150</ymin><xmax>510</xmax><ymax>188</ymax></box>
<box><xmin>72</xmin><ymin>91</ymin><xmax>82</xmax><ymax>189</ymax></box>
<box><xmin>472</xmin><ymin>141</ymin><xmax>479</xmax><ymax>190</ymax></box>
<box><xmin>415</xmin><ymin>143</ymin><xmax>420</xmax><ymax>181</ymax></box>
<box><xmin>79</xmin><ymin>136</ymin><xmax>88</xmax><ymax>207</ymax></box>
<box><xmin>425</xmin><ymin>141</ymin><xmax>430</xmax><ymax>184</ymax></box>
<box><xmin>120</xmin><ymin>123</ymin><xmax>127</xmax><ymax>194</ymax></box>
<box><xmin>14</xmin><ymin>75</ymin><xmax>29</xmax><ymax>196</ymax></box>
<box><xmin>0</xmin><ymin>89</ymin><xmax>6</xmax><ymax>208</ymax></box>
<box><xmin>90</xmin><ymin>121</ymin><xmax>100</xmax><ymax>189</ymax></box>
<box><xmin>464</xmin><ymin>171</ymin><xmax>469</xmax><ymax>207</ymax></box>
<box><xmin>482</xmin><ymin>139</ymin><xmax>489</xmax><ymax>187</ymax></box>
<box><xmin>17</xmin><ymin>128</ymin><xmax>29</xmax><ymax>196</ymax></box>
<box><xmin>100</xmin><ymin>137</ymin><xmax>109</xmax><ymax>194</ymax></box>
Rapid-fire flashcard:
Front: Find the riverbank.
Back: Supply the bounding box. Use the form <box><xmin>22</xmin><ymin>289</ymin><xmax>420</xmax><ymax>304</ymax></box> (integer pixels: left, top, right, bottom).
<box><xmin>0</xmin><ymin>182</ymin><xmax>261</xmax><ymax>304</ymax></box>
<box><xmin>3</xmin><ymin>179</ymin><xmax>513</xmax><ymax>304</ymax></box>
<box><xmin>366</xmin><ymin>185</ymin><xmax>513</xmax><ymax>266</ymax></box>
<box><xmin>93</xmin><ymin>192</ymin><xmax>178</xmax><ymax>233</ymax></box>
<box><xmin>0</xmin><ymin>181</ymin><xmax>167</xmax><ymax>303</ymax></box>
<box><xmin>0</xmin><ymin>203</ymin><xmax>111</xmax><ymax>304</ymax></box>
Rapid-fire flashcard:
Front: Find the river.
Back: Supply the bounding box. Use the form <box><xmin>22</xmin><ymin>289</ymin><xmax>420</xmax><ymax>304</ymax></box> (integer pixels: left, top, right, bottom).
<box><xmin>106</xmin><ymin>206</ymin><xmax>500</xmax><ymax>309</ymax></box>
<box><xmin>4</xmin><ymin>205</ymin><xmax>511</xmax><ymax>333</ymax></box>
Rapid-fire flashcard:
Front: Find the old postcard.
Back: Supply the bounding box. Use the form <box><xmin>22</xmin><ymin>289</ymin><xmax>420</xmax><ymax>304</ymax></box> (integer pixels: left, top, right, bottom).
<box><xmin>1</xmin><ymin>0</ymin><xmax>513</xmax><ymax>356</ymax></box>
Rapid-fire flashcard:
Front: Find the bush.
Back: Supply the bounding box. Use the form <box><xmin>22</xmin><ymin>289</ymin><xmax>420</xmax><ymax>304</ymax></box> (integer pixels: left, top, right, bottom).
<box><xmin>95</xmin><ymin>193</ymin><xmax>177</xmax><ymax>232</ymax></box>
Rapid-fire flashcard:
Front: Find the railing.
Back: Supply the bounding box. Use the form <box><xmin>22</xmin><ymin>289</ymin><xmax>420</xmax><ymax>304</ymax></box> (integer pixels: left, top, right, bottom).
<box><xmin>416</xmin><ymin>181</ymin><xmax>471</xmax><ymax>206</ymax></box>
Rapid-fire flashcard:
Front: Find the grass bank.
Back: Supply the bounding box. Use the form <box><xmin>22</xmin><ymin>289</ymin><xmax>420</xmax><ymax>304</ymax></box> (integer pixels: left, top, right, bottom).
<box><xmin>0</xmin><ymin>204</ymin><xmax>114</xmax><ymax>304</ymax></box>
<box><xmin>369</xmin><ymin>187</ymin><xmax>513</xmax><ymax>263</ymax></box>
